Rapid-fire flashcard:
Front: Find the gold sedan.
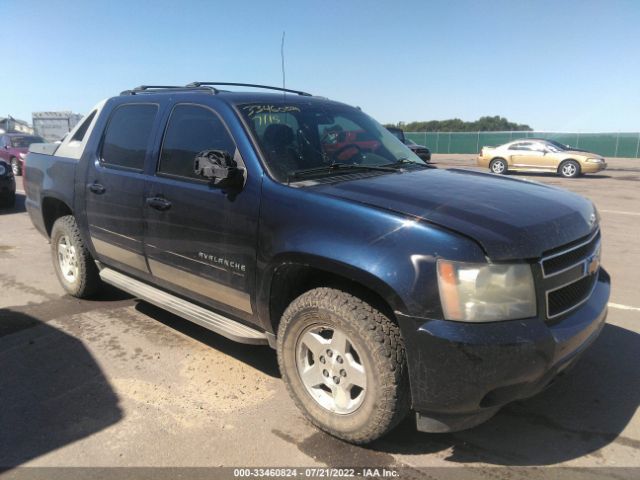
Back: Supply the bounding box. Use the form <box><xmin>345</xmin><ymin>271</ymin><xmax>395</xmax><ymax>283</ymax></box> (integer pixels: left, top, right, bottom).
<box><xmin>478</xmin><ymin>139</ymin><xmax>607</xmax><ymax>178</ymax></box>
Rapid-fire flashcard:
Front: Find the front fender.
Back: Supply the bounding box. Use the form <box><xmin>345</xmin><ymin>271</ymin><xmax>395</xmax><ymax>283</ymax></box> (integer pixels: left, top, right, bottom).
<box><xmin>256</xmin><ymin>179</ymin><xmax>487</xmax><ymax>329</ymax></box>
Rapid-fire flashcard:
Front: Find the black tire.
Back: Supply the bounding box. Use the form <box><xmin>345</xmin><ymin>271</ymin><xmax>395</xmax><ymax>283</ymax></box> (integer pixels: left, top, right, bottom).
<box><xmin>10</xmin><ymin>157</ymin><xmax>21</xmax><ymax>176</ymax></box>
<box><xmin>489</xmin><ymin>158</ymin><xmax>508</xmax><ymax>174</ymax></box>
<box><xmin>558</xmin><ymin>160</ymin><xmax>581</xmax><ymax>178</ymax></box>
<box><xmin>50</xmin><ymin>215</ymin><xmax>101</xmax><ymax>298</ymax></box>
<box><xmin>277</xmin><ymin>287</ymin><xmax>410</xmax><ymax>444</ymax></box>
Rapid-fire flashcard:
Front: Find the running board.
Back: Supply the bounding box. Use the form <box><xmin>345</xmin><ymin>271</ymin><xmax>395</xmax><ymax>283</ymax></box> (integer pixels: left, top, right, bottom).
<box><xmin>99</xmin><ymin>268</ymin><xmax>268</xmax><ymax>345</ymax></box>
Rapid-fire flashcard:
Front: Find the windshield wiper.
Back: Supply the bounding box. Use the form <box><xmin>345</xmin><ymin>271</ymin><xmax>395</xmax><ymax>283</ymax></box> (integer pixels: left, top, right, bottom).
<box><xmin>384</xmin><ymin>158</ymin><xmax>435</xmax><ymax>169</ymax></box>
<box><xmin>289</xmin><ymin>162</ymin><xmax>396</xmax><ymax>180</ymax></box>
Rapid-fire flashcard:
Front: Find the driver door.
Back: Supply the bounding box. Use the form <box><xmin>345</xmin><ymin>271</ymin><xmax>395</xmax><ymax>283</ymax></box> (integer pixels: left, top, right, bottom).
<box><xmin>143</xmin><ymin>103</ymin><xmax>260</xmax><ymax>322</ymax></box>
<box><xmin>509</xmin><ymin>141</ymin><xmax>544</xmax><ymax>168</ymax></box>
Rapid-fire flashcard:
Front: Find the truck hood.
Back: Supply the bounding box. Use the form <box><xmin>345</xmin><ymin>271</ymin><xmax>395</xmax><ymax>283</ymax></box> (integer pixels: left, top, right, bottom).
<box><xmin>311</xmin><ymin>168</ymin><xmax>597</xmax><ymax>261</ymax></box>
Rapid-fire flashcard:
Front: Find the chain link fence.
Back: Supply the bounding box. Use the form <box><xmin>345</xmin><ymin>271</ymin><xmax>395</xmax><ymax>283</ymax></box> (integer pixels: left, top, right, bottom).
<box><xmin>404</xmin><ymin>131</ymin><xmax>640</xmax><ymax>158</ymax></box>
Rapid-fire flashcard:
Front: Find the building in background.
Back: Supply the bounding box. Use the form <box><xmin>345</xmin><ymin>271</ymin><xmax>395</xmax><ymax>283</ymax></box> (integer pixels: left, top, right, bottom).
<box><xmin>32</xmin><ymin>111</ymin><xmax>83</xmax><ymax>142</ymax></box>
<box><xmin>0</xmin><ymin>116</ymin><xmax>34</xmax><ymax>135</ymax></box>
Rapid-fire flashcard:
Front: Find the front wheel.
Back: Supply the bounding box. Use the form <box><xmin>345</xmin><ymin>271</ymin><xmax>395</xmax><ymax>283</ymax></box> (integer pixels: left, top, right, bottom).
<box><xmin>559</xmin><ymin>160</ymin><xmax>581</xmax><ymax>178</ymax></box>
<box><xmin>277</xmin><ymin>287</ymin><xmax>410</xmax><ymax>444</ymax></box>
<box><xmin>51</xmin><ymin>215</ymin><xmax>101</xmax><ymax>298</ymax></box>
<box><xmin>490</xmin><ymin>158</ymin><xmax>508</xmax><ymax>174</ymax></box>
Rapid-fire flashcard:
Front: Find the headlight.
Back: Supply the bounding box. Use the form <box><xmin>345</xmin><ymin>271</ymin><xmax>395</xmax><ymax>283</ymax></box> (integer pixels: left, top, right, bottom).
<box><xmin>0</xmin><ymin>164</ymin><xmax>6</xmax><ymax>176</ymax></box>
<box><xmin>586</xmin><ymin>158</ymin><xmax>604</xmax><ymax>163</ymax></box>
<box><xmin>437</xmin><ymin>260</ymin><xmax>536</xmax><ymax>322</ymax></box>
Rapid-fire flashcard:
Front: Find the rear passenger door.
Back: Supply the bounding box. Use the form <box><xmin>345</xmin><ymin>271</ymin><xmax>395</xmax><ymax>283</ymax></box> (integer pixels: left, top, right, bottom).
<box><xmin>85</xmin><ymin>103</ymin><xmax>158</xmax><ymax>277</ymax></box>
<box><xmin>143</xmin><ymin>103</ymin><xmax>260</xmax><ymax>322</ymax></box>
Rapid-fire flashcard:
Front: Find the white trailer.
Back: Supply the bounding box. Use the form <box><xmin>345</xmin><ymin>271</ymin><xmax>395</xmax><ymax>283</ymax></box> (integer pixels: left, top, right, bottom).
<box><xmin>32</xmin><ymin>111</ymin><xmax>83</xmax><ymax>142</ymax></box>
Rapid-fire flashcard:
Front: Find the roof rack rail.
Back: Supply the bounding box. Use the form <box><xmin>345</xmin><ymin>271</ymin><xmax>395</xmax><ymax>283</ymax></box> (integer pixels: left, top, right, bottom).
<box><xmin>185</xmin><ymin>82</ymin><xmax>312</xmax><ymax>96</ymax></box>
<box><xmin>120</xmin><ymin>85</ymin><xmax>217</xmax><ymax>96</ymax></box>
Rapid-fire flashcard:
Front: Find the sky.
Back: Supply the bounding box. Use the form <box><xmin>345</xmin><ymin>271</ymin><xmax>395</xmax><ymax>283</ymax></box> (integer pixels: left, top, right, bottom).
<box><xmin>1</xmin><ymin>0</ymin><xmax>639</xmax><ymax>132</ymax></box>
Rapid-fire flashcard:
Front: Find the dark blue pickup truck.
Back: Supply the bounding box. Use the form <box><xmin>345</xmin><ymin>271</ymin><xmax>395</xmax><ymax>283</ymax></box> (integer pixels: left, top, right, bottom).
<box><xmin>24</xmin><ymin>83</ymin><xmax>610</xmax><ymax>444</ymax></box>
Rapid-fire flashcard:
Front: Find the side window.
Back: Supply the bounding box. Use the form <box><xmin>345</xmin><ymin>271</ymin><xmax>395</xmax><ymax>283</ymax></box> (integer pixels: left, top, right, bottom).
<box><xmin>101</xmin><ymin>104</ymin><xmax>158</xmax><ymax>171</ymax></box>
<box><xmin>511</xmin><ymin>142</ymin><xmax>533</xmax><ymax>151</ymax></box>
<box><xmin>158</xmin><ymin>104</ymin><xmax>236</xmax><ymax>180</ymax></box>
<box><xmin>71</xmin><ymin>110</ymin><xmax>97</xmax><ymax>142</ymax></box>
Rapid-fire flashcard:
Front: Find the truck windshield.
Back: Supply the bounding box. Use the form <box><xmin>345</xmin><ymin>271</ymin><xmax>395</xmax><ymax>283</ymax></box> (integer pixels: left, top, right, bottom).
<box><xmin>11</xmin><ymin>136</ymin><xmax>44</xmax><ymax>148</ymax></box>
<box><xmin>238</xmin><ymin>102</ymin><xmax>424</xmax><ymax>182</ymax></box>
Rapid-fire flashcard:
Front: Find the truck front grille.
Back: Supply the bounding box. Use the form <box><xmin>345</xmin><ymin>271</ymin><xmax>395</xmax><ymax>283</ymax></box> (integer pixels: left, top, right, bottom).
<box><xmin>541</xmin><ymin>229</ymin><xmax>601</xmax><ymax>320</ymax></box>
<box><xmin>547</xmin><ymin>274</ymin><xmax>598</xmax><ymax>318</ymax></box>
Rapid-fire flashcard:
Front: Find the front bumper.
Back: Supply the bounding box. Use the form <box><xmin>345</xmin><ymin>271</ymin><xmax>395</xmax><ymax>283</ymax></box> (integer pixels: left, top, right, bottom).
<box><xmin>396</xmin><ymin>268</ymin><xmax>610</xmax><ymax>432</ymax></box>
<box><xmin>582</xmin><ymin>161</ymin><xmax>607</xmax><ymax>173</ymax></box>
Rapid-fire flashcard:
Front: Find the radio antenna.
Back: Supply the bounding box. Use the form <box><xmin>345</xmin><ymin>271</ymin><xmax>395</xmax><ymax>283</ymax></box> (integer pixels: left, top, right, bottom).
<box><xmin>281</xmin><ymin>31</ymin><xmax>286</xmax><ymax>100</ymax></box>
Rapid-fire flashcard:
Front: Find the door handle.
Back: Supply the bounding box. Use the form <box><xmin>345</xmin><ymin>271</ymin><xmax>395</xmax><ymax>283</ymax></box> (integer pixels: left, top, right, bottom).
<box><xmin>88</xmin><ymin>183</ymin><xmax>106</xmax><ymax>194</ymax></box>
<box><xmin>146</xmin><ymin>196</ymin><xmax>172</xmax><ymax>211</ymax></box>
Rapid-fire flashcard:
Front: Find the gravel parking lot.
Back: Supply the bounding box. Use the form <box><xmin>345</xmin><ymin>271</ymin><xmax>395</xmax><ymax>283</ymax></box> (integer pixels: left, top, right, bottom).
<box><xmin>1</xmin><ymin>156</ymin><xmax>638</xmax><ymax>475</ymax></box>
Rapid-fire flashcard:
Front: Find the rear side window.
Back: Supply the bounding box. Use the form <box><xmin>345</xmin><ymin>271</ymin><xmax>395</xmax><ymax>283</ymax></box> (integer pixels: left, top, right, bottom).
<box><xmin>101</xmin><ymin>104</ymin><xmax>158</xmax><ymax>170</ymax></box>
<box><xmin>158</xmin><ymin>104</ymin><xmax>236</xmax><ymax>180</ymax></box>
<box><xmin>71</xmin><ymin>110</ymin><xmax>97</xmax><ymax>142</ymax></box>
<box><xmin>510</xmin><ymin>142</ymin><xmax>532</xmax><ymax>151</ymax></box>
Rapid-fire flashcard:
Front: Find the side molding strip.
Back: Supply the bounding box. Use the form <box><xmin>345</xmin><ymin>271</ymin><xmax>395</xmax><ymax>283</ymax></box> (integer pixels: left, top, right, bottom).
<box><xmin>99</xmin><ymin>268</ymin><xmax>268</xmax><ymax>345</ymax></box>
<box><xmin>147</xmin><ymin>259</ymin><xmax>253</xmax><ymax>314</ymax></box>
<box><xmin>92</xmin><ymin>238</ymin><xmax>149</xmax><ymax>273</ymax></box>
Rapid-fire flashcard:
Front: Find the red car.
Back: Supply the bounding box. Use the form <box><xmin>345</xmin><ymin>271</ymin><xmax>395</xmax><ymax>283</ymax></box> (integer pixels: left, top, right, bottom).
<box><xmin>0</xmin><ymin>133</ymin><xmax>45</xmax><ymax>176</ymax></box>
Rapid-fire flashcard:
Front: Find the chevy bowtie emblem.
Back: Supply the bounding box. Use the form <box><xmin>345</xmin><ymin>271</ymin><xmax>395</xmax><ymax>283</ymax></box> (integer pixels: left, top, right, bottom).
<box><xmin>586</xmin><ymin>253</ymin><xmax>600</xmax><ymax>276</ymax></box>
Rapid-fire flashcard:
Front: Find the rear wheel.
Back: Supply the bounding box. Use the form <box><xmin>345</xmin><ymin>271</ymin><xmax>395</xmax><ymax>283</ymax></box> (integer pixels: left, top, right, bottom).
<box><xmin>51</xmin><ymin>215</ymin><xmax>101</xmax><ymax>298</ymax></box>
<box><xmin>277</xmin><ymin>287</ymin><xmax>410</xmax><ymax>444</ymax></box>
<box><xmin>10</xmin><ymin>157</ymin><xmax>21</xmax><ymax>176</ymax></box>
<box><xmin>559</xmin><ymin>160</ymin><xmax>580</xmax><ymax>178</ymax></box>
<box><xmin>490</xmin><ymin>158</ymin><xmax>507</xmax><ymax>174</ymax></box>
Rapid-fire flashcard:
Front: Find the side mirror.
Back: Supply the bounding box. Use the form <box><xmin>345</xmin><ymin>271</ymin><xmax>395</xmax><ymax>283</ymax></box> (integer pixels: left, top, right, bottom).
<box><xmin>194</xmin><ymin>149</ymin><xmax>243</xmax><ymax>187</ymax></box>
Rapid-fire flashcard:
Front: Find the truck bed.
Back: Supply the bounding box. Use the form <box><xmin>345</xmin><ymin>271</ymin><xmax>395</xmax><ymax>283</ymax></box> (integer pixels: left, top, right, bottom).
<box><xmin>24</xmin><ymin>148</ymin><xmax>77</xmax><ymax>238</ymax></box>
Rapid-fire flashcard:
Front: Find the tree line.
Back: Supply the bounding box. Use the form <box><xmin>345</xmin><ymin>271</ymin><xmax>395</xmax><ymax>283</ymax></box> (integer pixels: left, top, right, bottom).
<box><xmin>385</xmin><ymin>116</ymin><xmax>532</xmax><ymax>132</ymax></box>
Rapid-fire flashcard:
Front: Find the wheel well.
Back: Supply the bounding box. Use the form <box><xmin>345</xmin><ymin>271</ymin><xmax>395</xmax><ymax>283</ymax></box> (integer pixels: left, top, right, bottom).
<box><xmin>490</xmin><ymin>157</ymin><xmax>506</xmax><ymax>163</ymax></box>
<box><xmin>42</xmin><ymin>197</ymin><xmax>72</xmax><ymax>237</ymax></box>
<box><xmin>268</xmin><ymin>264</ymin><xmax>396</xmax><ymax>335</ymax></box>
<box><xmin>560</xmin><ymin>158</ymin><xmax>578</xmax><ymax>164</ymax></box>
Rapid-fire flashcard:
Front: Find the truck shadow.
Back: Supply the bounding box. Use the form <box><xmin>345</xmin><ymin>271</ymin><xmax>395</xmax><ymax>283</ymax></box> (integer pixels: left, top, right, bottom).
<box><xmin>369</xmin><ymin>323</ymin><xmax>639</xmax><ymax>465</ymax></box>
<box><xmin>0</xmin><ymin>192</ymin><xmax>26</xmax><ymax>214</ymax></box>
<box><xmin>0</xmin><ymin>309</ymin><xmax>122</xmax><ymax>468</ymax></box>
<box><xmin>134</xmin><ymin>301</ymin><xmax>280</xmax><ymax>378</ymax></box>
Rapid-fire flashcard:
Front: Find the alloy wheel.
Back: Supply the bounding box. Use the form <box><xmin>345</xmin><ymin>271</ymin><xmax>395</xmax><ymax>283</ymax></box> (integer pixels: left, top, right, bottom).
<box><xmin>57</xmin><ymin>235</ymin><xmax>79</xmax><ymax>284</ymax></box>
<box><xmin>295</xmin><ymin>325</ymin><xmax>367</xmax><ymax>415</ymax></box>
<box><xmin>562</xmin><ymin>163</ymin><xmax>577</xmax><ymax>177</ymax></box>
<box><xmin>492</xmin><ymin>160</ymin><xmax>505</xmax><ymax>174</ymax></box>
